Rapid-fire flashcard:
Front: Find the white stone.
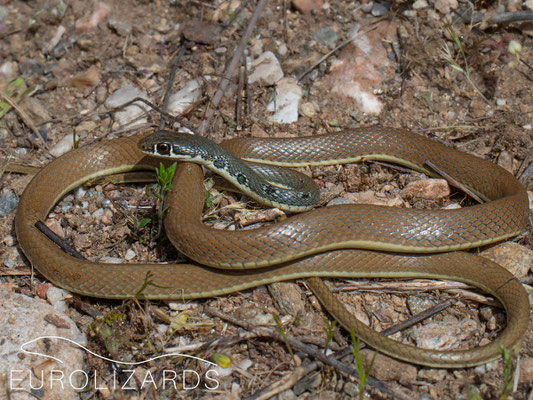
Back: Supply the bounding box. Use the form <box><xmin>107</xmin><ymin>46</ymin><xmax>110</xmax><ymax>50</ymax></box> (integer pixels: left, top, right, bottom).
<box><xmin>105</xmin><ymin>85</ymin><xmax>149</xmax><ymax>127</ymax></box>
<box><xmin>50</xmin><ymin>134</ymin><xmax>75</xmax><ymax>157</ymax></box>
<box><xmin>167</xmin><ymin>79</ymin><xmax>203</xmax><ymax>116</ymax></box>
<box><xmin>267</xmin><ymin>78</ymin><xmax>302</xmax><ymax>124</ymax></box>
<box><xmin>412</xmin><ymin>0</ymin><xmax>429</xmax><ymax>9</ymax></box>
<box><xmin>125</xmin><ymin>248</ymin><xmax>136</xmax><ymax>261</ymax></box>
<box><xmin>248</xmin><ymin>51</ymin><xmax>284</xmax><ymax>86</ymax></box>
<box><xmin>277</xmin><ymin>43</ymin><xmax>288</xmax><ymax>57</ymax></box>
<box><xmin>45</xmin><ymin>287</ymin><xmax>71</xmax><ymax>312</ymax></box>
<box><xmin>0</xmin><ymin>61</ymin><xmax>18</xmax><ymax>80</ymax></box>
<box><xmin>524</xmin><ymin>0</ymin><xmax>533</xmax><ymax>10</ymax></box>
<box><xmin>0</xmin><ymin>288</ymin><xmax>86</xmax><ymax>400</ymax></box>
<box><xmin>299</xmin><ymin>102</ymin><xmax>316</xmax><ymax>117</ymax></box>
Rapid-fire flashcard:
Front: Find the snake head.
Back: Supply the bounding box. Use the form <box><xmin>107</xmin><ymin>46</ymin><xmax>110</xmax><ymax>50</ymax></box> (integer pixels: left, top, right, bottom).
<box><xmin>138</xmin><ymin>130</ymin><xmax>208</xmax><ymax>161</ymax></box>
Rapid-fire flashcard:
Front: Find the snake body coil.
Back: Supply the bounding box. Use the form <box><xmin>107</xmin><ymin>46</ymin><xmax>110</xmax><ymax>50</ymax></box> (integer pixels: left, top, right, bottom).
<box><xmin>15</xmin><ymin>127</ymin><xmax>530</xmax><ymax>368</ymax></box>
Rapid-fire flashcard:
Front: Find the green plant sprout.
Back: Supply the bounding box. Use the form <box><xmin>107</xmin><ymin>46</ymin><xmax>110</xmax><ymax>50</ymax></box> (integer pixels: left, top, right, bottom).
<box><xmin>350</xmin><ymin>331</ymin><xmax>375</xmax><ymax>400</ymax></box>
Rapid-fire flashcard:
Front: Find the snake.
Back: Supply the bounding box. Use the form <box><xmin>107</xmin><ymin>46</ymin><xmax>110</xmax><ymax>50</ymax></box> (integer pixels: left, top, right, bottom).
<box><xmin>14</xmin><ymin>127</ymin><xmax>530</xmax><ymax>368</ymax></box>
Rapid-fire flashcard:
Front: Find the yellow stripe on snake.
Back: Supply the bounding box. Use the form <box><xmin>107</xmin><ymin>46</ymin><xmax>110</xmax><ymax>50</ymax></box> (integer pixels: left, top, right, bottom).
<box><xmin>14</xmin><ymin>127</ymin><xmax>530</xmax><ymax>368</ymax></box>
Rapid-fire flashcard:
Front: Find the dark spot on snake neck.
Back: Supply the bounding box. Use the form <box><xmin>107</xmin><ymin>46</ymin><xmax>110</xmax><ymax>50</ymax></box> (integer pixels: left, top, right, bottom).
<box><xmin>214</xmin><ymin>159</ymin><xmax>226</xmax><ymax>169</ymax></box>
<box><xmin>263</xmin><ymin>185</ymin><xmax>277</xmax><ymax>196</ymax></box>
<box><xmin>237</xmin><ymin>173</ymin><xmax>247</xmax><ymax>185</ymax></box>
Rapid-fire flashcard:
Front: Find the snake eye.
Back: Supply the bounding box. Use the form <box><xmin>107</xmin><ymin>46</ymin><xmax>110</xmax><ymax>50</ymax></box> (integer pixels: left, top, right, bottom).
<box><xmin>156</xmin><ymin>143</ymin><xmax>171</xmax><ymax>155</ymax></box>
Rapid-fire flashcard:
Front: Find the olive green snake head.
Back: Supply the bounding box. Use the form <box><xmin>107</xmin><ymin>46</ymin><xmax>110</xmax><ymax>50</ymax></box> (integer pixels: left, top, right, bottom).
<box><xmin>15</xmin><ymin>127</ymin><xmax>530</xmax><ymax>368</ymax></box>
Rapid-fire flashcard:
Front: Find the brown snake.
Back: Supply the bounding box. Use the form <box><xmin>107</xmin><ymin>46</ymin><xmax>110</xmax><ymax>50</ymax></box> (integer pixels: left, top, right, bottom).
<box><xmin>14</xmin><ymin>127</ymin><xmax>530</xmax><ymax>368</ymax></box>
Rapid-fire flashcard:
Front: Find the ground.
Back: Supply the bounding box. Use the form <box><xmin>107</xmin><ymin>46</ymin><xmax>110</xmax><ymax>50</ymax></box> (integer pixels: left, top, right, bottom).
<box><xmin>1</xmin><ymin>0</ymin><xmax>533</xmax><ymax>399</ymax></box>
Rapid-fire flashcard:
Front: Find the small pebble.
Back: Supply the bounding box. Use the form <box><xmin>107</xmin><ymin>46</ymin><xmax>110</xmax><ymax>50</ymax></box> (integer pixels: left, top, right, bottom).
<box><xmin>125</xmin><ymin>249</ymin><xmax>136</xmax><ymax>261</ymax></box>
<box><xmin>307</xmin><ymin>69</ymin><xmax>319</xmax><ymax>81</ymax></box>
<box><xmin>479</xmin><ymin>307</ymin><xmax>493</xmax><ymax>321</ymax></box>
<box><xmin>371</xmin><ymin>2</ymin><xmax>389</xmax><ymax>16</ymax></box>
<box><xmin>312</xmin><ymin>26</ymin><xmax>338</xmax><ymax>49</ymax></box>
<box><xmin>343</xmin><ymin>382</ymin><xmax>358</xmax><ymax>397</ymax></box>
<box><xmin>412</xmin><ymin>0</ymin><xmax>428</xmax><ymax>9</ymax></box>
<box><xmin>49</xmin><ymin>134</ymin><xmax>75</xmax><ymax>157</ymax></box>
<box><xmin>75</xmin><ymin>187</ymin><xmax>87</xmax><ymax>199</ymax></box>
<box><xmin>3</xmin><ymin>235</ymin><xmax>16</xmax><ymax>247</ymax></box>
<box><xmin>299</xmin><ymin>102</ymin><xmax>316</xmax><ymax>117</ymax></box>
<box><xmin>0</xmin><ymin>189</ymin><xmax>18</xmax><ymax>217</ymax></box>
<box><xmin>277</xmin><ymin>43</ymin><xmax>288</xmax><ymax>57</ymax></box>
<box><xmin>46</xmin><ymin>287</ymin><xmax>70</xmax><ymax>312</ymax></box>
<box><xmin>92</xmin><ymin>208</ymin><xmax>105</xmax><ymax>219</ymax></box>
<box><xmin>361</xmin><ymin>2</ymin><xmax>374</xmax><ymax>13</ymax></box>
<box><xmin>96</xmin><ymin>196</ymin><xmax>111</xmax><ymax>208</ymax></box>
<box><xmin>100</xmin><ymin>209</ymin><xmax>113</xmax><ymax>225</ymax></box>
<box><xmin>474</xmin><ymin>364</ymin><xmax>486</xmax><ymax>374</ymax></box>
<box><xmin>61</xmin><ymin>203</ymin><xmax>73</xmax><ymax>213</ymax></box>
<box><xmin>486</xmin><ymin>315</ymin><xmax>497</xmax><ymax>331</ymax></box>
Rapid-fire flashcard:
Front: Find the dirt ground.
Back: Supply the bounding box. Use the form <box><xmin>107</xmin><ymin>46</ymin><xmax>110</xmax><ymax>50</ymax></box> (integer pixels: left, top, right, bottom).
<box><xmin>1</xmin><ymin>0</ymin><xmax>533</xmax><ymax>399</ymax></box>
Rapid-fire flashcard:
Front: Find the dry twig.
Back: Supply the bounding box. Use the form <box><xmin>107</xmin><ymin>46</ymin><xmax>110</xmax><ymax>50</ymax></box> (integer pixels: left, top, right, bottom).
<box><xmin>198</xmin><ymin>0</ymin><xmax>268</xmax><ymax>134</ymax></box>
<box><xmin>203</xmin><ymin>307</ymin><xmax>409</xmax><ymax>400</ymax></box>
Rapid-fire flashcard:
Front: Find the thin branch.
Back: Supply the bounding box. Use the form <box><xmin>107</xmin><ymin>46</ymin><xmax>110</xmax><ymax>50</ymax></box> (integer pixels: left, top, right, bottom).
<box><xmin>457</xmin><ymin>9</ymin><xmax>533</xmax><ymax>26</ymax></box>
<box><xmin>0</xmin><ymin>92</ymin><xmax>48</xmax><ymax>150</ymax></box>
<box><xmin>244</xmin><ymin>362</ymin><xmax>321</xmax><ymax>400</ymax></box>
<box><xmin>159</xmin><ymin>43</ymin><xmax>187</xmax><ymax>130</ymax></box>
<box><xmin>34</xmin><ymin>221</ymin><xmax>86</xmax><ymax>260</ymax></box>
<box><xmin>198</xmin><ymin>0</ymin><xmax>268</xmax><ymax>134</ymax></box>
<box><xmin>204</xmin><ymin>307</ymin><xmax>409</xmax><ymax>400</ymax></box>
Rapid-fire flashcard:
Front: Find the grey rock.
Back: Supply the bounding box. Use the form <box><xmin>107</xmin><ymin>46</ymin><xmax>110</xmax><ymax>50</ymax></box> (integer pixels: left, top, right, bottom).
<box><xmin>248</xmin><ymin>51</ymin><xmax>284</xmax><ymax>86</ymax></box>
<box><xmin>0</xmin><ymin>189</ymin><xmax>18</xmax><ymax>216</ymax></box>
<box><xmin>96</xmin><ymin>196</ymin><xmax>111</xmax><ymax>208</ymax></box>
<box><xmin>50</xmin><ymin>134</ymin><xmax>75</xmax><ymax>157</ymax></box>
<box><xmin>407</xmin><ymin>295</ymin><xmax>438</xmax><ymax>316</ymax></box>
<box><xmin>343</xmin><ymin>382</ymin><xmax>358</xmax><ymax>396</ymax></box>
<box><xmin>108</xmin><ymin>17</ymin><xmax>132</xmax><ymax>37</ymax></box>
<box><xmin>312</xmin><ymin>26</ymin><xmax>338</xmax><ymax>49</ymax></box>
<box><xmin>0</xmin><ymin>288</ymin><xmax>86</xmax><ymax>400</ymax></box>
<box><xmin>371</xmin><ymin>2</ymin><xmax>389</xmax><ymax>16</ymax></box>
<box><xmin>167</xmin><ymin>79</ymin><xmax>203</xmax><ymax>116</ymax></box>
<box><xmin>105</xmin><ymin>85</ymin><xmax>150</xmax><ymax>127</ymax></box>
<box><xmin>267</xmin><ymin>78</ymin><xmax>302</xmax><ymax>124</ymax></box>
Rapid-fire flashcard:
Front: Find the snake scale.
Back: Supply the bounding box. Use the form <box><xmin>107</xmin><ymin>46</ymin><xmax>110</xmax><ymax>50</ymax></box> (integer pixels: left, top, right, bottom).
<box><xmin>15</xmin><ymin>127</ymin><xmax>530</xmax><ymax>368</ymax></box>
